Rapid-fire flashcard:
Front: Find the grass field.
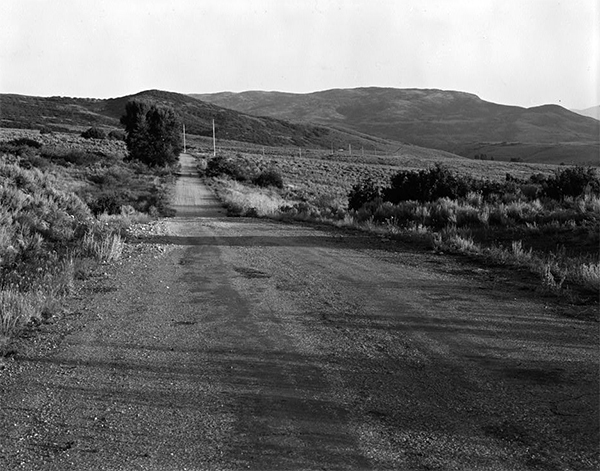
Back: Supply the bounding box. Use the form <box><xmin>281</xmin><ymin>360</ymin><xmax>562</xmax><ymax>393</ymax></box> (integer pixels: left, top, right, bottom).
<box><xmin>194</xmin><ymin>136</ymin><xmax>558</xmax><ymax>199</ymax></box>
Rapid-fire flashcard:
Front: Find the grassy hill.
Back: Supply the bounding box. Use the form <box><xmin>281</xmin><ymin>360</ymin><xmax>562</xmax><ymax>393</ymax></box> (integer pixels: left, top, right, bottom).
<box><xmin>191</xmin><ymin>88</ymin><xmax>600</xmax><ymax>165</ymax></box>
<box><xmin>0</xmin><ymin>90</ymin><xmax>398</xmax><ymax>152</ymax></box>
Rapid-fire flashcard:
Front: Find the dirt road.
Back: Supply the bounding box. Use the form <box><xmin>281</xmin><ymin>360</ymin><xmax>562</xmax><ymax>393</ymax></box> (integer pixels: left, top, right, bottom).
<box><xmin>1</xmin><ymin>155</ymin><xmax>598</xmax><ymax>470</ymax></box>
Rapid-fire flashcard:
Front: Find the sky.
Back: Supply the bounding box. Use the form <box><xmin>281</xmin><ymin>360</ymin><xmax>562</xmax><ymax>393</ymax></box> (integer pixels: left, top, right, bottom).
<box><xmin>1</xmin><ymin>0</ymin><xmax>598</xmax><ymax>109</ymax></box>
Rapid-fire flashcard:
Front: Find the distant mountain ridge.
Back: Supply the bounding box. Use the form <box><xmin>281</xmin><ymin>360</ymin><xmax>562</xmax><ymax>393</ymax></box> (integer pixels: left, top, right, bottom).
<box><xmin>571</xmin><ymin>105</ymin><xmax>600</xmax><ymax>121</ymax></box>
<box><xmin>2</xmin><ymin>88</ymin><xmax>597</xmax><ymax>164</ymax></box>
<box><xmin>191</xmin><ymin>88</ymin><xmax>600</xmax><ymax>165</ymax></box>
<box><xmin>0</xmin><ymin>90</ymin><xmax>396</xmax><ymax>151</ymax></box>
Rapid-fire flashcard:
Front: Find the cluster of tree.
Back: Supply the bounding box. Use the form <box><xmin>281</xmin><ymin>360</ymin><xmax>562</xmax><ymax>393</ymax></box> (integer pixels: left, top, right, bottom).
<box><xmin>348</xmin><ymin>165</ymin><xmax>600</xmax><ymax>210</ymax></box>
<box><xmin>120</xmin><ymin>100</ymin><xmax>182</xmax><ymax>167</ymax></box>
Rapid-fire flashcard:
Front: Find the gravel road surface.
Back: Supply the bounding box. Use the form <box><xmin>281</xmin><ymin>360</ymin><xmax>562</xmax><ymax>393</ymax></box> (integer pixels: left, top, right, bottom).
<box><xmin>0</xmin><ymin>155</ymin><xmax>597</xmax><ymax>470</ymax></box>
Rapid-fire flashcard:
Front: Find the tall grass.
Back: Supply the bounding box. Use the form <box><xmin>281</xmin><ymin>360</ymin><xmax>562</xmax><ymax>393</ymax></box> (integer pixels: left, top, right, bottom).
<box><xmin>0</xmin><ymin>289</ymin><xmax>42</xmax><ymax>337</ymax></box>
<box><xmin>82</xmin><ymin>230</ymin><xmax>124</xmax><ymax>262</ymax></box>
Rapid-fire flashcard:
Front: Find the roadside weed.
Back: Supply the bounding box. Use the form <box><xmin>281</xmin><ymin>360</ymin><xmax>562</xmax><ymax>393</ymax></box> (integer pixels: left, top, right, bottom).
<box><xmin>540</xmin><ymin>263</ymin><xmax>567</xmax><ymax>293</ymax></box>
<box><xmin>83</xmin><ymin>230</ymin><xmax>124</xmax><ymax>262</ymax></box>
<box><xmin>0</xmin><ymin>289</ymin><xmax>42</xmax><ymax>336</ymax></box>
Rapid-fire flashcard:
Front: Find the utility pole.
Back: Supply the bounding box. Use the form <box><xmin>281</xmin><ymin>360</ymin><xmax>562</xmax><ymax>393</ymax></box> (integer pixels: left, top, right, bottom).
<box><xmin>212</xmin><ymin>119</ymin><xmax>216</xmax><ymax>157</ymax></box>
<box><xmin>182</xmin><ymin>123</ymin><xmax>186</xmax><ymax>154</ymax></box>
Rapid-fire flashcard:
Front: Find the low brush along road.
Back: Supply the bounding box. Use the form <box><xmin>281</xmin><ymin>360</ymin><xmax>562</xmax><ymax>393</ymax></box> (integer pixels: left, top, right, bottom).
<box><xmin>1</xmin><ymin>154</ymin><xmax>598</xmax><ymax>470</ymax></box>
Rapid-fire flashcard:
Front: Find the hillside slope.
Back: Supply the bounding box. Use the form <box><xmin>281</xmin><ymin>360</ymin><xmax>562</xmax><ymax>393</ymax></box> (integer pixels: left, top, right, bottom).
<box><xmin>0</xmin><ymin>90</ymin><xmax>394</xmax><ymax>151</ymax></box>
<box><xmin>192</xmin><ymin>88</ymin><xmax>600</xmax><ymax>165</ymax></box>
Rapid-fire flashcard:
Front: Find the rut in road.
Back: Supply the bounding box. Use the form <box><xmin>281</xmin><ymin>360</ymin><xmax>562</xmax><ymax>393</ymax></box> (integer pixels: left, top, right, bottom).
<box><xmin>0</xmin><ymin>154</ymin><xmax>597</xmax><ymax>471</ymax></box>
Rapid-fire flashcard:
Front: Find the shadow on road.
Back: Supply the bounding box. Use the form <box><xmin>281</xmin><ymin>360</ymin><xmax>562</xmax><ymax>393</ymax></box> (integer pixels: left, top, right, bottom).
<box><xmin>18</xmin><ymin>347</ymin><xmax>373</xmax><ymax>468</ymax></box>
<box><xmin>134</xmin><ymin>234</ymin><xmax>372</xmax><ymax>248</ymax></box>
<box><xmin>16</xmin><ymin>326</ymin><xmax>598</xmax><ymax>469</ymax></box>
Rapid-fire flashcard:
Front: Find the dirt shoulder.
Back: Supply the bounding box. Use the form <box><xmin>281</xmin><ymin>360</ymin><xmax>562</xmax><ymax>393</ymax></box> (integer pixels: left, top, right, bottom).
<box><xmin>0</xmin><ymin>162</ymin><xmax>597</xmax><ymax>470</ymax></box>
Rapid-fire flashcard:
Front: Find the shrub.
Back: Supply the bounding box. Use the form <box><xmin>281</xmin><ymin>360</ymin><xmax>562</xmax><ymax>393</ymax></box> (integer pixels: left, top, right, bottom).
<box><xmin>108</xmin><ymin>130</ymin><xmax>126</xmax><ymax>141</ymax></box>
<box><xmin>205</xmin><ymin>155</ymin><xmax>256</xmax><ymax>181</ymax></box>
<box><xmin>40</xmin><ymin>147</ymin><xmax>96</xmax><ymax>166</ymax></box>
<box><xmin>385</xmin><ymin>165</ymin><xmax>471</xmax><ymax>203</ymax></box>
<box><xmin>20</xmin><ymin>154</ymin><xmax>52</xmax><ymax>171</ymax></box>
<box><xmin>455</xmin><ymin>205</ymin><xmax>483</xmax><ymax>227</ymax></box>
<box><xmin>6</xmin><ymin>137</ymin><xmax>42</xmax><ymax>149</ymax></box>
<box><xmin>87</xmin><ymin>192</ymin><xmax>130</xmax><ymax>215</ymax></box>
<box><xmin>253</xmin><ymin>168</ymin><xmax>284</xmax><ymax>188</ymax></box>
<box><xmin>577</xmin><ymin>262</ymin><xmax>600</xmax><ymax>292</ymax></box>
<box><xmin>520</xmin><ymin>184</ymin><xmax>541</xmax><ymax>200</ymax></box>
<box><xmin>348</xmin><ymin>178</ymin><xmax>383</xmax><ymax>210</ymax></box>
<box><xmin>0</xmin><ymin>162</ymin><xmax>93</xmax><ymax>274</ymax></box>
<box><xmin>542</xmin><ymin>167</ymin><xmax>600</xmax><ymax>200</ymax></box>
<box><xmin>385</xmin><ymin>169</ymin><xmax>425</xmax><ymax>203</ymax></box>
<box><xmin>81</xmin><ymin>127</ymin><xmax>107</xmax><ymax>139</ymax></box>
<box><xmin>429</xmin><ymin>198</ymin><xmax>458</xmax><ymax>228</ymax></box>
<box><xmin>477</xmin><ymin>179</ymin><xmax>511</xmax><ymax>202</ymax></box>
<box><xmin>0</xmin><ymin>138</ymin><xmax>43</xmax><ymax>158</ymax></box>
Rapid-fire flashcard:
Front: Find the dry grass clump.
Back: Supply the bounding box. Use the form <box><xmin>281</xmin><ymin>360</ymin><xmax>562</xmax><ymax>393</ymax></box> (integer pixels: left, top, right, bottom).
<box><xmin>213</xmin><ymin>178</ymin><xmax>288</xmax><ymax>217</ymax></box>
<box><xmin>0</xmin><ymin>289</ymin><xmax>42</xmax><ymax>336</ymax></box>
<box><xmin>82</xmin><ymin>230</ymin><xmax>124</xmax><ymax>263</ymax></box>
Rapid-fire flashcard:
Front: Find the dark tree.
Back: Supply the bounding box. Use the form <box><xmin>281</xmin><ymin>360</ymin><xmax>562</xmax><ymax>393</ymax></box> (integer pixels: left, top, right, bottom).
<box><xmin>120</xmin><ymin>100</ymin><xmax>182</xmax><ymax>166</ymax></box>
<box><xmin>253</xmin><ymin>168</ymin><xmax>284</xmax><ymax>188</ymax></box>
<box><xmin>384</xmin><ymin>165</ymin><xmax>471</xmax><ymax>203</ymax></box>
<box><xmin>348</xmin><ymin>178</ymin><xmax>383</xmax><ymax>210</ymax></box>
<box><xmin>542</xmin><ymin>166</ymin><xmax>600</xmax><ymax>200</ymax></box>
